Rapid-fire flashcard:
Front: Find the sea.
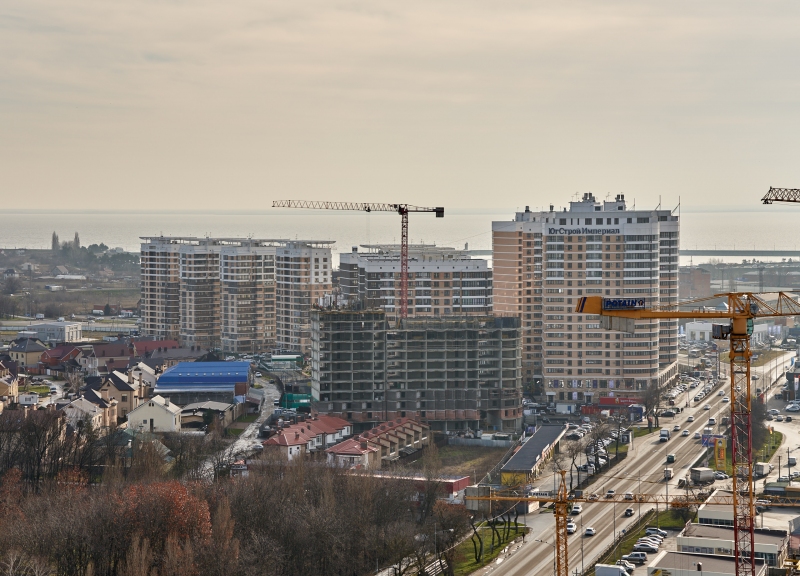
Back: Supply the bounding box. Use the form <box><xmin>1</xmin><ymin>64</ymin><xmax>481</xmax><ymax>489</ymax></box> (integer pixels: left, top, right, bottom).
<box><xmin>1</xmin><ymin>205</ymin><xmax>798</xmax><ymax>267</ymax></box>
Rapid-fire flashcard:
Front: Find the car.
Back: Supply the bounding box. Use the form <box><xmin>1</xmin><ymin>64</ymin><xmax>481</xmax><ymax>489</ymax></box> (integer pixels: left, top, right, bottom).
<box><xmin>584</xmin><ymin>527</ymin><xmax>596</xmax><ymax>536</ymax></box>
<box><xmin>776</xmin><ymin>415</ymin><xmax>785</xmax><ymax>422</ymax></box>
<box><xmin>682</xmin><ymin>429</ymin><xmax>690</xmax><ymax>436</ymax></box>
<box><xmin>661</xmin><ymin>410</ymin><xmax>676</xmax><ymax>417</ymax></box>
<box><xmin>624</xmin><ymin>507</ymin><xmax>634</xmax><ymax>517</ymax></box>
<box><xmin>694</xmin><ymin>432</ymin><xmax>701</xmax><ymax>439</ymax></box>
<box><xmin>790</xmin><ymin>472</ymin><xmax>800</xmax><ymax>479</ymax></box>
<box><xmin>571</xmin><ymin>504</ymin><xmax>582</xmax><ymax>515</ymax></box>
<box><xmin>566</xmin><ymin>522</ymin><xmax>577</xmax><ymax>534</ymax></box>
<box><xmin>722</xmin><ymin>396</ymin><xmax>730</xmax><ymax>402</ymax></box>
<box><xmin>687</xmin><ymin>415</ymin><xmax>694</xmax><ymax>422</ymax></box>
<box><xmin>255</xmin><ymin>372</ymin><xmax>263</xmax><ymax>378</ymax></box>
<box><xmin>624</xmin><ymin>492</ymin><xmax>634</xmax><ymax>500</ymax></box>
<box><xmin>787</xmin><ymin>404</ymin><xmax>800</xmax><ymax>412</ymax></box>
<box><xmin>778</xmin><ymin>476</ymin><xmax>790</xmax><ymax>482</ymax></box>
<box><xmin>617</xmin><ymin>559</ymin><xmax>636</xmax><ymax>574</ymax></box>
<box><xmin>672</xmin><ymin>424</ymin><xmax>680</xmax><ymax>432</ymax></box>
<box><xmin>588</xmin><ymin>493</ymin><xmax>599</xmax><ymax>501</ymax></box>
<box><xmin>606</xmin><ymin>489</ymin><xmax>616</xmax><ymax>498</ymax></box>
<box><xmin>769</xmin><ymin>408</ymin><xmax>780</xmax><ymax>416</ymax></box>
<box><xmin>767</xmin><ymin>414</ymin><xmax>774</xmax><ymax>421</ymax></box>
<box><xmin>787</xmin><ymin>416</ymin><xmax>794</xmax><ymax>422</ymax></box>
<box><xmin>719</xmin><ymin>390</ymin><xmax>725</xmax><ymax>396</ymax></box>
<box><xmin>622</xmin><ymin>552</ymin><xmax>648</xmax><ymax>564</ymax></box>
<box><xmin>633</xmin><ymin>543</ymin><xmax>659</xmax><ymax>553</ymax></box>
<box><xmin>666</xmin><ymin>453</ymin><xmax>676</xmax><ymax>464</ymax></box>
<box><xmin>704</xmin><ymin>404</ymin><xmax>711</xmax><ymax>410</ymax></box>
<box><xmin>714</xmin><ymin>471</ymin><xmax>729</xmax><ymax>480</ymax></box>
<box><xmin>646</xmin><ymin>527</ymin><xmax>668</xmax><ymax>537</ymax></box>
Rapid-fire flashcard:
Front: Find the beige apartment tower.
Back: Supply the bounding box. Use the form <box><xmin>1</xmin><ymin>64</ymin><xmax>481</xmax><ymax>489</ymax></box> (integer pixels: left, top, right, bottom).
<box><xmin>140</xmin><ymin>237</ymin><xmax>281</xmax><ymax>354</ymax></box>
<box><xmin>492</xmin><ymin>194</ymin><xmax>679</xmax><ymax>410</ymax></box>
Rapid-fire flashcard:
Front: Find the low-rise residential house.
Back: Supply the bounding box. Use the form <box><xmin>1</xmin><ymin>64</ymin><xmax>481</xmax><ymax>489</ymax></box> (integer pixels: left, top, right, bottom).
<box><xmin>62</xmin><ymin>397</ymin><xmax>104</xmax><ymax>430</ymax></box>
<box><xmin>51</xmin><ymin>265</ymin><xmax>69</xmax><ymax>276</ymax></box>
<box><xmin>264</xmin><ymin>429</ymin><xmax>313</xmax><ymax>460</ymax></box>
<box><xmin>326</xmin><ymin>438</ymin><xmax>381</xmax><ymax>468</ymax></box>
<box><xmin>39</xmin><ymin>345</ymin><xmax>83</xmax><ymax>377</ymax></box>
<box><xmin>92</xmin><ymin>343</ymin><xmax>134</xmax><ymax>372</ymax></box>
<box><xmin>76</xmin><ymin>346</ymin><xmax>99</xmax><ymax>376</ymax></box>
<box><xmin>80</xmin><ymin>388</ymin><xmax>118</xmax><ymax>428</ymax></box>
<box><xmin>87</xmin><ymin>372</ymin><xmax>143</xmax><ymax>421</ymax></box>
<box><xmin>0</xmin><ymin>361</ymin><xmax>19</xmax><ymax>402</ymax></box>
<box><xmin>9</xmin><ymin>338</ymin><xmax>47</xmax><ymax>370</ymax></box>
<box><xmin>128</xmin><ymin>362</ymin><xmax>158</xmax><ymax>390</ymax></box>
<box><xmin>126</xmin><ymin>395</ymin><xmax>181</xmax><ymax>433</ymax></box>
<box><xmin>3</xmin><ymin>269</ymin><xmax>17</xmax><ymax>278</ymax></box>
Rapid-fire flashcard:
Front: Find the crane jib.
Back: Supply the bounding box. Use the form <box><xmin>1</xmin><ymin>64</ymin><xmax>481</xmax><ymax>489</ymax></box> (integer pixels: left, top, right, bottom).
<box><xmin>602</xmin><ymin>298</ymin><xmax>646</xmax><ymax>310</ymax></box>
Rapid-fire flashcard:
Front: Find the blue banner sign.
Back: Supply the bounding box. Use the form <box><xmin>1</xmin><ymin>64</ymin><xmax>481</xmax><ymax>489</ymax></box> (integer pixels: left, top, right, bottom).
<box><xmin>602</xmin><ymin>298</ymin><xmax>646</xmax><ymax>311</ymax></box>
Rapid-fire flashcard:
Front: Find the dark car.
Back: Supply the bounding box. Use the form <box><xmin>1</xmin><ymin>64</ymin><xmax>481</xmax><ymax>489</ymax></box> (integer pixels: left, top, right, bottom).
<box><xmin>624</xmin><ymin>508</ymin><xmax>634</xmax><ymax>517</ymax></box>
<box><xmin>787</xmin><ymin>416</ymin><xmax>793</xmax><ymax>423</ymax></box>
<box><xmin>661</xmin><ymin>410</ymin><xmax>676</xmax><ymax>417</ymax></box>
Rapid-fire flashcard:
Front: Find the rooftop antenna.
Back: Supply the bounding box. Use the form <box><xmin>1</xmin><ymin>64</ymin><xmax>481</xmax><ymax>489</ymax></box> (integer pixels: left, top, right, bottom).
<box><xmin>672</xmin><ymin>196</ymin><xmax>681</xmax><ymax>216</ymax></box>
<box><xmin>656</xmin><ymin>195</ymin><xmax>661</xmax><ymax>210</ymax></box>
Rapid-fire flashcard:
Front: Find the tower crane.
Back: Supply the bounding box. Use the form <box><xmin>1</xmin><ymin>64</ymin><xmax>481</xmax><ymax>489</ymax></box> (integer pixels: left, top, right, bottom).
<box><xmin>761</xmin><ymin>187</ymin><xmax>800</xmax><ymax>204</ymax></box>
<box><xmin>468</xmin><ymin>291</ymin><xmax>800</xmax><ymax>576</ymax></box>
<box><xmin>574</xmin><ymin>291</ymin><xmax>800</xmax><ymax>576</ymax></box>
<box><xmin>272</xmin><ymin>201</ymin><xmax>444</xmax><ymax>319</ymax></box>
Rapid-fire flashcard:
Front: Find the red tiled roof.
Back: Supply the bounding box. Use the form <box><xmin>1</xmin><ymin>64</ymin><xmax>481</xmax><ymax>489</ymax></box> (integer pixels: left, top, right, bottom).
<box><xmin>132</xmin><ymin>340</ymin><xmax>179</xmax><ymax>355</ymax></box>
<box><xmin>265</xmin><ymin>429</ymin><xmax>313</xmax><ymax>447</ymax></box>
<box><xmin>326</xmin><ymin>438</ymin><xmax>379</xmax><ymax>456</ymax></box>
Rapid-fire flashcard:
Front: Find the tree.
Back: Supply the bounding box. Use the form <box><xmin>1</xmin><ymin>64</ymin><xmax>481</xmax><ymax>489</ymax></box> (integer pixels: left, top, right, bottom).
<box><xmin>51</xmin><ymin>232</ymin><xmax>59</xmax><ymax>251</ymax></box>
<box><xmin>642</xmin><ymin>382</ymin><xmax>665</xmax><ymax>431</ymax></box>
<box><xmin>3</xmin><ymin>277</ymin><xmax>21</xmax><ymax>295</ymax></box>
<box><xmin>565</xmin><ymin>439</ymin><xmax>586</xmax><ymax>490</ymax></box>
<box><xmin>73</xmin><ymin>232</ymin><xmax>81</xmax><ymax>250</ymax></box>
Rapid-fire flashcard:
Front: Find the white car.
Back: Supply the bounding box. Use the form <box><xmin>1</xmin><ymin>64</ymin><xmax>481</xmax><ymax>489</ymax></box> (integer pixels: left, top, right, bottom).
<box><xmin>718</xmin><ymin>390</ymin><xmax>724</xmax><ymax>396</ymax></box>
<box><xmin>687</xmin><ymin>415</ymin><xmax>694</xmax><ymax>422</ymax></box>
<box><xmin>722</xmin><ymin>397</ymin><xmax>730</xmax><ymax>403</ymax></box>
<box><xmin>769</xmin><ymin>409</ymin><xmax>781</xmax><ymax>415</ymax></box>
<box><xmin>682</xmin><ymin>429</ymin><xmax>690</xmax><ymax>436</ymax></box>
<box><xmin>787</xmin><ymin>405</ymin><xmax>800</xmax><ymax>412</ymax></box>
<box><xmin>585</xmin><ymin>527</ymin><xmax>596</xmax><ymax>536</ymax></box>
<box><xmin>571</xmin><ymin>504</ymin><xmax>583</xmax><ymax>515</ymax></box>
<box><xmin>704</xmin><ymin>404</ymin><xmax>711</xmax><ymax>410</ymax></box>
<box><xmin>694</xmin><ymin>432</ymin><xmax>701</xmax><ymax>439</ymax></box>
<box><xmin>567</xmin><ymin>522</ymin><xmax>577</xmax><ymax>534</ymax></box>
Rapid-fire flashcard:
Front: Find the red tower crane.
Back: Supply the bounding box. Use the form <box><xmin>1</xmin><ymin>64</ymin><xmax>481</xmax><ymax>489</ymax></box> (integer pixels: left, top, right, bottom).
<box><xmin>272</xmin><ymin>201</ymin><xmax>444</xmax><ymax>318</ymax></box>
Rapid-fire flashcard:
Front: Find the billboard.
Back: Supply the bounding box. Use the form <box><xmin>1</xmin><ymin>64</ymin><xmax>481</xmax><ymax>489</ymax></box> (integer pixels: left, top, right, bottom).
<box><xmin>602</xmin><ymin>298</ymin><xmax>646</xmax><ymax>311</ymax></box>
<box><xmin>599</xmin><ymin>397</ymin><xmax>639</xmax><ymax>406</ymax></box>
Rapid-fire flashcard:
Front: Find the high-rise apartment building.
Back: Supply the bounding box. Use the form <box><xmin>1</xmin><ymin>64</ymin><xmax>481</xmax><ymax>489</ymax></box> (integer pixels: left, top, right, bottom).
<box><xmin>492</xmin><ymin>193</ymin><xmax>679</xmax><ymax>408</ymax></box>
<box><xmin>310</xmin><ymin>310</ymin><xmax>522</xmax><ymax>432</ymax></box>
<box><xmin>275</xmin><ymin>241</ymin><xmax>334</xmax><ymax>353</ymax></box>
<box><xmin>338</xmin><ymin>244</ymin><xmax>492</xmax><ymax>319</ymax></box>
<box><xmin>140</xmin><ymin>237</ymin><xmax>280</xmax><ymax>354</ymax></box>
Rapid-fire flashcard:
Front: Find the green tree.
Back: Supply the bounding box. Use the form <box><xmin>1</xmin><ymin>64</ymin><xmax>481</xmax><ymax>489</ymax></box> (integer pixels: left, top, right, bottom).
<box><xmin>51</xmin><ymin>231</ymin><xmax>60</xmax><ymax>251</ymax></box>
<box><xmin>73</xmin><ymin>232</ymin><xmax>81</xmax><ymax>250</ymax></box>
<box><xmin>104</xmin><ymin>303</ymin><xmax>112</xmax><ymax>316</ymax></box>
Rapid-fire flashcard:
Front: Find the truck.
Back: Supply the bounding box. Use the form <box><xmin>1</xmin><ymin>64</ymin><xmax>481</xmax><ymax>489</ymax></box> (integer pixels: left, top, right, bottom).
<box><xmin>659</xmin><ymin>429</ymin><xmax>671</xmax><ymax>442</ymax></box>
<box><xmin>664</xmin><ymin>467</ymin><xmax>674</xmax><ymax>480</ymax></box>
<box><xmin>754</xmin><ymin>462</ymin><xmax>773</xmax><ymax>477</ymax></box>
<box><xmin>595</xmin><ymin>564</ymin><xmax>629</xmax><ymax>576</ymax></box>
<box><xmin>690</xmin><ymin>467</ymin><xmax>716</xmax><ymax>484</ymax></box>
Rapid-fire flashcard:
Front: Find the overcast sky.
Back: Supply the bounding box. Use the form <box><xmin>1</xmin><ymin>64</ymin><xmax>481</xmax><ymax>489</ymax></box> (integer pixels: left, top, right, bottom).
<box><xmin>2</xmin><ymin>1</ymin><xmax>800</xmax><ymax>211</ymax></box>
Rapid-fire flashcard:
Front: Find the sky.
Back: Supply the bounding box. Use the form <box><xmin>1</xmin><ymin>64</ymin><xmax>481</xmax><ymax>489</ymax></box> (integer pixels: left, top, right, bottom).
<box><xmin>2</xmin><ymin>1</ymin><xmax>800</xmax><ymax>212</ymax></box>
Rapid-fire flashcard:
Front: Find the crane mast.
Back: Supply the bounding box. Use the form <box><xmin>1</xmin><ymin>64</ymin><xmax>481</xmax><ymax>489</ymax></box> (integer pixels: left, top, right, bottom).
<box><xmin>272</xmin><ymin>200</ymin><xmax>443</xmax><ymax>319</ymax></box>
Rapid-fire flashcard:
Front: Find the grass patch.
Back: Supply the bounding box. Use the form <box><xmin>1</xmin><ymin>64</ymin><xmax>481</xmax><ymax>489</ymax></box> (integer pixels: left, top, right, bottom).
<box><xmin>719</xmin><ymin>349</ymin><xmax>787</xmax><ymax>368</ymax></box>
<box><xmin>407</xmin><ymin>445</ymin><xmax>510</xmax><ymax>480</ymax></box>
<box><xmin>450</xmin><ymin>523</ymin><xmax>529</xmax><ymax>576</ymax></box>
<box><xmin>27</xmin><ymin>386</ymin><xmax>51</xmax><ymax>396</ymax></box>
<box><xmin>634</xmin><ymin>427</ymin><xmax>656</xmax><ymax>438</ymax></box>
<box><xmin>226</xmin><ymin>428</ymin><xmax>245</xmax><ymax>437</ymax></box>
<box><xmin>237</xmin><ymin>414</ymin><xmax>258</xmax><ymax>423</ymax></box>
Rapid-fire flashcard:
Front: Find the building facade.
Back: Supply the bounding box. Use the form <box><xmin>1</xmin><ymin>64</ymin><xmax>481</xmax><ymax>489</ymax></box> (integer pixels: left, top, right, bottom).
<box><xmin>492</xmin><ymin>193</ymin><xmax>680</xmax><ymax>408</ymax></box>
<box><xmin>140</xmin><ymin>237</ymin><xmax>282</xmax><ymax>353</ymax></box>
<box><xmin>310</xmin><ymin>310</ymin><xmax>523</xmax><ymax>432</ymax></box>
<box><xmin>338</xmin><ymin>244</ymin><xmax>492</xmax><ymax>319</ymax></box>
<box><xmin>275</xmin><ymin>241</ymin><xmax>334</xmax><ymax>353</ymax></box>
<box><xmin>24</xmin><ymin>322</ymin><xmax>82</xmax><ymax>344</ymax></box>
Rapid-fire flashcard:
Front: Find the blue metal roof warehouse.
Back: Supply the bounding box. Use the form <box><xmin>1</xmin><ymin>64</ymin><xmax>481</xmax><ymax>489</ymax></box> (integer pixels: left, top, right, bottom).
<box><xmin>154</xmin><ymin>362</ymin><xmax>252</xmax><ymax>404</ymax></box>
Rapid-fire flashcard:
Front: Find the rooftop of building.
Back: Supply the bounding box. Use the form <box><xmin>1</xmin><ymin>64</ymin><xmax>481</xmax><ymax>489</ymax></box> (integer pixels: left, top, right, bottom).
<box><xmin>140</xmin><ymin>236</ymin><xmax>334</xmax><ymax>247</ymax></box>
<box><xmin>501</xmin><ymin>425</ymin><xmax>567</xmax><ymax>473</ymax></box>
<box><xmin>156</xmin><ymin>362</ymin><xmax>250</xmax><ymax>390</ymax></box>
<box><xmin>181</xmin><ymin>401</ymin><xmax>234</xmax><ymax>413</ymax></box>
<box><xmin>681</xmin><ymin>523</ymin><xmax>787</xmax><ymax>545</ymax></box>
<box><xmin>649</xmin><ymin>551</ymin><xmax>766</xmax><ymax>575</ymax></box>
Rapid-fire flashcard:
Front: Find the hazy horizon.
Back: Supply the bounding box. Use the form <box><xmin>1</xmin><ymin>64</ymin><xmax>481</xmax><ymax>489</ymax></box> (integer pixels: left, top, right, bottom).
<box><xmin>3</xmin><ymin>2</ymin><xmax>800</xmax><ymax>211</ymax></box>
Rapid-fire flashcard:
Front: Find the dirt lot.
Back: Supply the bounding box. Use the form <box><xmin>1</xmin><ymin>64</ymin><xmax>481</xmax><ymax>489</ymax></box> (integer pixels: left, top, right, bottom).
<box><xmin>407</xmin><ymin>444</ymin><xmax>510</xmax><ymax>482</ymax></box>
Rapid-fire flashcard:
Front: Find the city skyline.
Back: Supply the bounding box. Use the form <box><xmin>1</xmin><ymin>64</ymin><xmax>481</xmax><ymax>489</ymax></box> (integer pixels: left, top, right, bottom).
<box><xmin>4</xmin><ymin>2</ymin><xmax>800</xmax><ymax>210</ymax></box>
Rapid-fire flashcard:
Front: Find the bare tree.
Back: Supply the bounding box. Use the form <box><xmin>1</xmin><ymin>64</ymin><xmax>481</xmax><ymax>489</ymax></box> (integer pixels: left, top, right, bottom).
<box><xmin>564</xmin><ymin>438</ymin><xmax>586</xmax><ymax>490</ymax></box>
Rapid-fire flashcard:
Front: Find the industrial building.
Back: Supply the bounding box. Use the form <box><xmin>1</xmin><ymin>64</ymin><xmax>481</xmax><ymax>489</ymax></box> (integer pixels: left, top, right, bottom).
<box><xmin>338</xmin><ymin>244</ymin><xmax>492</xmax><ymax>319</ymax></box>
<box><xmin>499</xmin><ymin>424</ymin><xmax>566</xmax><ymax>484</ymax></box>
<box><xmin>647</xmin><ymin>552</ymin><xmax>767</xmax><ymax>576</ymax></box>
<box><xmin>18</xmin><ymin>321</ymin><xmax>82</xmax><ymax>344</ymax></box>
<box><xmin>677</xmin><ymin>523</ymin><xmax>788</xmax><ymax>567</ymax></box>
<box><xmin>153</xmin><ymin>361</ymin><xmax>251</xmax><ymax>405</ymax></box>
<box><xmin>492</xmin><ymin>193</ymin><xmax>680</xmax><ymax>410</ymax></box>
<box><xmin>141</xmin><ymin>236</ymin><xmax>317</xmax><ymax>353</ymax></box>
<box><xmin>310</xmin><ymin>309</ymin><xmax>523</xmax><ymax>432</ymax></box>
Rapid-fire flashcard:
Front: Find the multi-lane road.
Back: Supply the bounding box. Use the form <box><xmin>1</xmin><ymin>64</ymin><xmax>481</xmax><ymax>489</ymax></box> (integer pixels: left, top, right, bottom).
<box><xmin>480</xmin><ymin>379</ymin><xmax>750</xmax><ymax>576</ymax></box>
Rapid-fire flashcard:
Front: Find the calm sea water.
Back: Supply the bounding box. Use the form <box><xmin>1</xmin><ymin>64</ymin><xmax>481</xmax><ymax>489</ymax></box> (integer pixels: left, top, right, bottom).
<box><xmin>1</xmin><ymin>207</ymin><xmax>797</xmax><ymax>267</ymax></box>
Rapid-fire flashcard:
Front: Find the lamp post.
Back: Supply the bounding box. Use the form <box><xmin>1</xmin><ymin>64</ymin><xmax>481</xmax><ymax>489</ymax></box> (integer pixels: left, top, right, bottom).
<box><xmin>534</xmin><ymin>539</ymin><xmax>556</xmax><ymax>576</ymax></box>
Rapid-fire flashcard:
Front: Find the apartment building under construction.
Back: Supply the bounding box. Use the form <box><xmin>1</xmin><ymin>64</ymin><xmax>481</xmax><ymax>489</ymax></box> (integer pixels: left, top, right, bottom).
<box><xmin>310</xmin><ymin>309</ymin><xmax>523</xmax><ymax>433</ymax></box>
<box><xmin>338</xmin><ymin>244</ymin><xmax>492</xmax><ymax>319</ymax></box>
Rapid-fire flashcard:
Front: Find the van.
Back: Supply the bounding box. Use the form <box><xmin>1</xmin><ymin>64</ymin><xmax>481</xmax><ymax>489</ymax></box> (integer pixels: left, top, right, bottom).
<box><xmin>708</xmin><ymin>417</ymin><xmax>716</xmax><ymax>426</ymax></box>
<box><xmin>664</xmin><ymin>468</ymin><xmax>674</xmax><ymax>480</ymax></box>
<box><xmin>790</xmin><ymin>457</ymin><xmax>797</xmax><ymax>467</ymax></box>
<box><xmin>659</xmin><ymin>429</ymin><xmax>670</xmax><ymax>442</ymax></box>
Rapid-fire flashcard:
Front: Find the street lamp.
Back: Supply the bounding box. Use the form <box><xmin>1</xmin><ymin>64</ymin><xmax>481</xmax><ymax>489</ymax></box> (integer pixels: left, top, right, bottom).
<box><xmin>533</xmin><ymin>539</ymin><xmax>556</xmax><ymax>576</ymax></box>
